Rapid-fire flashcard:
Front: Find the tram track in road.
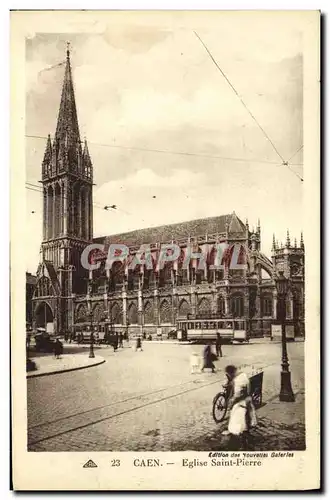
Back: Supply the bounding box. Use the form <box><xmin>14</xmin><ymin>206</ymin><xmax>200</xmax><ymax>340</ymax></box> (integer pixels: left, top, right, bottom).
<box><xmin>28</xmin><ymin>361</ymin><xmax>277</xmax><ymax>448</ymax></box>
<box><xmin>28</xmin><ymin>378</ymin><xmax>197</xmax><ymax>430</ymax></box>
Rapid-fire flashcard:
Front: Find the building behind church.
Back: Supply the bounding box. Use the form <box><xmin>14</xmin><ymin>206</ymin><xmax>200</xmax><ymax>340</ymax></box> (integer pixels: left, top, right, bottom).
<box><xmin>31</xmin><ymin>49</ymin><xmax>305</xmax><ymax>339</ymax></box>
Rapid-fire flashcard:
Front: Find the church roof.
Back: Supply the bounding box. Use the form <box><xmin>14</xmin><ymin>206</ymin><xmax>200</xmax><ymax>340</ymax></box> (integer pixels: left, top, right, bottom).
<box><xmin>94</xmin><ymin>213</ymin><xmax>246</xmax><ymax>248</ymax></box>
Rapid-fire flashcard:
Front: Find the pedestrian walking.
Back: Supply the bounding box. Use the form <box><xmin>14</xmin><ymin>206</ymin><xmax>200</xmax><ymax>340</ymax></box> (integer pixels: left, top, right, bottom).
<box><xmin>119</xmin><ymin>333</ymin><xmax>124</xmax><ymax>348</ymax></box>
<box><xmin>113</xmin><ymin>335</ymin><xmax>118</xmax><ymax>352</ymax></box>
<box><xmin>53</xmin><ymin>338</ymin><xmax>63</xmax><ymax>359</ymax></box>
<box><xmin>201</xmin><ymin>342</ymin><xmax>216</xmax><ymax>373</ymax></box>
<box><xmin>135</xmin><ymin>336</ymin><xmax>143</xmax><ymax>352</ymax></box>
<box><xmin>216</xmin><ymin>332</ymin><xmax>223</xmax><ymax>358</ymax></box>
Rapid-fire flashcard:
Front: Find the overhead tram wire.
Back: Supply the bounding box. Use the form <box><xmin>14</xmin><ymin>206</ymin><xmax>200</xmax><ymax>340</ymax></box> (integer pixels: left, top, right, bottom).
<box><xmin>28</xmin><ymin>50</ymin><xmax>303</xmax><ymax>179</ymax></box>
<box><xmin>280</xmin><ymin>163</ymin><xmax>303</xmax><ymax>182</ymax></box>
<box><xmin>193</xmin><ymin>31</ymin><xmax>304</xmax><ymax>182</ymax></box>
<box><xmin>28</xmin><ymin>53</ymin><xmax>279</xmax><ymax>168</ymax></box>
<box><xmin>287</xmin><ymin>145</ymin><xmax>304</xmax><ymax>164</ymax></box>
<box><xmin>277</xmin><ymin>145</ymin><xmax>304</xmax><ymax>181</ymax></box>
<box><xmin>25</xmin><ymin>134</ymin><xmax>280</xmax><ymax>167</ymax></box>
<box><xmin>193</xmin><ymin>31</ymin><xmax>285</xmax><ymax>164</ymax></box>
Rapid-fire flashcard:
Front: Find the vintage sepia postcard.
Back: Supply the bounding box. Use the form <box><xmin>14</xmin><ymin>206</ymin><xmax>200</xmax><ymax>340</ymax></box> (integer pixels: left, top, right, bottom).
<box><xmin>11</xmin><ymin>10</ymin><xmax>320</xmax><ymax>490</ymax></box>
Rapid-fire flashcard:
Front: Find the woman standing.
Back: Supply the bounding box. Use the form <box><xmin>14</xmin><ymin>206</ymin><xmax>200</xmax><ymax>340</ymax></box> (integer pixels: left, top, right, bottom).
<box><xmin>201</xmin><ymin>343</ymin><xmax>216</xmax><ymax>373</ymax></box>
<box><xmin>226</xmin><ymin>365</ymin><xmax>257</xmax><ymax>449</ymax></box>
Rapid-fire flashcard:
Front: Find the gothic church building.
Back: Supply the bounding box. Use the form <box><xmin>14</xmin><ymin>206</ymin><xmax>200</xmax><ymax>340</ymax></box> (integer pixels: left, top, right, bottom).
<box><xmin>32</xmin><ymin>49</ymin><xmax>305</xmax><ymax>339</ymax></box>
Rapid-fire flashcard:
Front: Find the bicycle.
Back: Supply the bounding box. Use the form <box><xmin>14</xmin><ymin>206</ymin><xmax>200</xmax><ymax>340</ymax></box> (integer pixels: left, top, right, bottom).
<box><xmin>212</xmin><ymin>388</ymin><xmax>231</xmax><ymax>423</ymax></box>
<box><xmin>212</xmin><ymin>371</ymin><xmax>264</xmax><ymax>424</ymax></box>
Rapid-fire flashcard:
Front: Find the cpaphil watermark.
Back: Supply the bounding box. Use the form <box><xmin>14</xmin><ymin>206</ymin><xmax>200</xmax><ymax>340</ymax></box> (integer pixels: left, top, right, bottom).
<box><xmin>81</xmin><ymin>242</ymin><xmax>247</xmax><ymax>272</ymax></box>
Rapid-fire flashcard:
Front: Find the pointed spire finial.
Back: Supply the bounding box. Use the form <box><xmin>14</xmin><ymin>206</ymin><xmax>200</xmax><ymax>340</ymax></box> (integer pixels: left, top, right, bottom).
<box><xmin>272</xmin><ymin>234</ymin><xmax>276</xmax><ymax>250</ymax></box>
<box><xmin>300</xmin><ymin>232</ymin><xmax>304</xmax><ymax>248</ymax></box>
<box><xmin>276</xmin><ymin>239</ymin><xmax>279</xmax><ymax>249</ymax></box>
<box><xmin>83</xmin><ymin>136</ymin><xmax>90</xmax><ymax>155</ymax></box>
<box><xmin>42</xmin><ymin>134</ymin><xmax>52</xmax><ymax>167</ymax></box>
<box><xmin>256</xmin><ymin>218</ymin><xmax>260</xmax><ymax>235</ymax></box>
<box><xmin>66</xmin><ymin>41</ymin><xmax>71</xmax><ymax>59</ymax></box>
<box><xmin>286</xmin><ymin>229</ymin><xmax>291</xmax><ymax>247</ymax></box>
<box><xmin>294</xmin><ymin>237</ymin><xmax>297</xmax><ymax>248</ymax></box>
<box><xmin>55</xmin><ymin>43</ymin><xmax>81</xmax><ymax>147</ymax></box>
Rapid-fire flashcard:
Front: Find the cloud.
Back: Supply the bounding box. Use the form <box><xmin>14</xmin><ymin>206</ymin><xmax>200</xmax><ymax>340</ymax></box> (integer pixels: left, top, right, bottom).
<box><xmin>103</xmin><ymin>25</ymin><xmax>171</xmax><ymax>53</ymax></box>
<box><xmin>25</xmin><ymin>24</ymin><xmax>304</xmax><ymax>272</ymax></box>
<box><xmin>95</xmin><ymin>168</ymin><xmax>206</xmax><ymax>196</ymax></box>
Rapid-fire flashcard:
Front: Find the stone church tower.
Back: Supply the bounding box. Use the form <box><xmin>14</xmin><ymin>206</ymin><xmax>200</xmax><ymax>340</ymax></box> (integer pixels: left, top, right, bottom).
<box><xmin>33</xmin><ymin>47</ymin><xmax>93</xmax><ymax>334</ymax></box>
<box><xmin>271</xmin><ymin>231</ymin><xmax>305</xmax><ymax>337</ymax></box>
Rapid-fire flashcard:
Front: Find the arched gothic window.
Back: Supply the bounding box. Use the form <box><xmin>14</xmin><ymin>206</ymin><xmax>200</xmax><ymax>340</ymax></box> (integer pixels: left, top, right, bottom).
<box><xmin>198</xmin><ymin>297</ymin><xmax>211</xmax><ymax>317</ymax></box>
<box><xmin>75</xmin><ymin>304</ymin><xmax>87</xmax><ymax>323</ymax></box>
<box><xmin>160</xmin><ymin>299</ymin><xmax>172</xmax><ymax>323</ymax></box>
<box><xmin>128</xmin><ymin>302</ymin><xmax>138</xmax><ymax>324</ymax></box>
<box><xmin>111</xmin><ymin>302</ymin><xmax>123</xmax><ymax>324</ymax></box>
<box><xmin>178</xmin><ymin>299</ymin><xmax>190</xmax><ymax>318</ymax></box>
<box><xmin>144</xmin><ymin>301</ymin><xmax>154</xmax><ymax>324</ymax></box>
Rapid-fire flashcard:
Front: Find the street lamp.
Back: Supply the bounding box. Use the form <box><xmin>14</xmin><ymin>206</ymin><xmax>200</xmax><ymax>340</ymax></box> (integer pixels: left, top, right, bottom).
<box><xmin>276</xmin><ymin>271</ymin><xmax>295</xmax><ymax>402</ymax></box>
<box><xmin>88</xmin><ymin>310</ymin><xmax>95</xmax><ymax>359</ymax></box>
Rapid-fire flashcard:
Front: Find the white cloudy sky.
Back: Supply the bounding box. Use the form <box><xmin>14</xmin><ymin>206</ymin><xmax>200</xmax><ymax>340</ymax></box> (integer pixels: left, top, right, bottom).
<box><xmin>25</xmin><ymin>14</ymin><xmax>303</xmax><ymax>273</ymax></box>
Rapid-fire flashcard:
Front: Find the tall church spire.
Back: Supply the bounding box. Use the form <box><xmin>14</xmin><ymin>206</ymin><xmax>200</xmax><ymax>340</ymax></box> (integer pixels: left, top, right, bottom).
<box><xmin>55</xmin><ymin>44</ymin><xmax>81</xmax><ymax>148</ymax></box>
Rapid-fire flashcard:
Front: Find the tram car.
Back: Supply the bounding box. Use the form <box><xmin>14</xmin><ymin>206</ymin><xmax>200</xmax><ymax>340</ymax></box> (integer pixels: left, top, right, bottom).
<box><xmin>177</xmin><ymin>318</ymin><xmax>249</xmax><ymax>344</ymax></box>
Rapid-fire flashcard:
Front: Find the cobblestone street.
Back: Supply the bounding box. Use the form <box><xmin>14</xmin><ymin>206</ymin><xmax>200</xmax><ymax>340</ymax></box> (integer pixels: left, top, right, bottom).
<box><xmin>27</xmin><ymin>340</ymin><xmax>304</xmax><ymax>451</ymax></box>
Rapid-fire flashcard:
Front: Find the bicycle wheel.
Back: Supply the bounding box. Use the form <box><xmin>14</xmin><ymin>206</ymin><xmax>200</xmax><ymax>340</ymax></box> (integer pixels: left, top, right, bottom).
<box><xmin>212</xmin><ymin>392</ymin><xmax>227</xmax><ymax>423</ymax></box>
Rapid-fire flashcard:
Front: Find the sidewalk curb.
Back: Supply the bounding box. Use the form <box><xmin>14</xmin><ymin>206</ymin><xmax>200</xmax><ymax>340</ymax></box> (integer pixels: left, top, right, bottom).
<box><xmin>27</xmin><ymin>357</ymin><xmax>106</xmax><ymax>379</ymax></box>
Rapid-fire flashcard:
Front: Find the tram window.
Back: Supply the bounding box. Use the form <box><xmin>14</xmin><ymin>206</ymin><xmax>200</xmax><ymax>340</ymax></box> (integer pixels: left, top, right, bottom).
<box><xmin>196</xmin><ymin>322</ymin><xmax>200</xmax><ymax>329</ymax></box>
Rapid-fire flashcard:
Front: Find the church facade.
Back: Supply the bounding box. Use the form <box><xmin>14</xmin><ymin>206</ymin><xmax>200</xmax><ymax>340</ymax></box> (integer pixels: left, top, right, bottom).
<box><xmin>32</xmin><ymin>49</ymin><xmax>305</xmax><ymax>339</ymax></box>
